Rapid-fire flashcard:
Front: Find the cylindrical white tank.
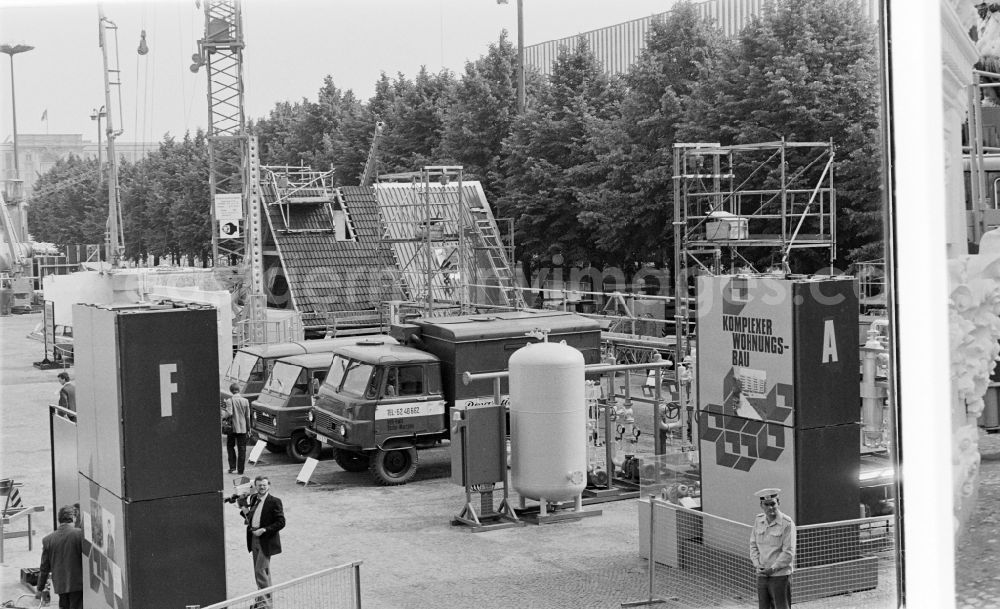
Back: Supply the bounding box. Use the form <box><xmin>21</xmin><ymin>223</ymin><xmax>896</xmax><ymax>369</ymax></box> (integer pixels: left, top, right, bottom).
<box><xmin>509</xmin><ymin>341</ymin><xmax>587</xmax><ymax>502</ymax></box>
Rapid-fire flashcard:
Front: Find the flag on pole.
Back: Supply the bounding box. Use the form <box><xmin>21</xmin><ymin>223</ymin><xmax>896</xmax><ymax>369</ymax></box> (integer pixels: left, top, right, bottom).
<box><xmin>40</xmin><ymin>109</ymin><xmax>47</xmax><ymax>122</ymax></box>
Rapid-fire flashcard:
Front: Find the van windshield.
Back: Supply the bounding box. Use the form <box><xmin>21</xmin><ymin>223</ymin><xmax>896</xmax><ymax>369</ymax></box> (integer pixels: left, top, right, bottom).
<box><xmin>327</xmin><ymin>354</ymin><xmax>350</xmax><ymax>388</ymax></box>
<box><xmin>262</xmin><ymin>362</ymin><xmax>307</xmax><ymax>396</ymax></box>
<box><xmin>228</xmin><ymin>351</ymin><xmax>264</xmax><ymax>383</ymax></box>
<box><xmin>340</xmin><ymin>361</ymin><xmax>375</xmax><ymax>397</ymax></box>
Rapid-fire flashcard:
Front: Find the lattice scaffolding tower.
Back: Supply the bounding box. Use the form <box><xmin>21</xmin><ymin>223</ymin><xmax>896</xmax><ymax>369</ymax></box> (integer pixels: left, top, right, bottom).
<box><xmin>192</xmin><ymin>0</ymin><xmax>267</xmax><ymax>346</ymax></box>
<box><xmin>671</xmin><ymin>139</ymin><xmax>837</xmax><ymax>387</ymax></box>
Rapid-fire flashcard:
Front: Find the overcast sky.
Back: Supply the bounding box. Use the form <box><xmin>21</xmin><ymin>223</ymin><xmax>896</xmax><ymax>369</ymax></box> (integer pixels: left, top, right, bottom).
<box><xmin>0</xmin><ymin>0</ymin><xmax>677</xmax><ymax>144</ymax></box>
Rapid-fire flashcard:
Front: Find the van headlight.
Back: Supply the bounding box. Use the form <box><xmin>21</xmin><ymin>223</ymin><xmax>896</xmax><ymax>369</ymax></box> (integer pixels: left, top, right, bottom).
<box><xmin>339</xmin><ymin>424</ymin><xmax>347</xmax><ymax>438</ymax></box>
<box><xmin>308</xmin><ymin>411</ymin><xmax>314</xmax><ymax>422</ymax></box>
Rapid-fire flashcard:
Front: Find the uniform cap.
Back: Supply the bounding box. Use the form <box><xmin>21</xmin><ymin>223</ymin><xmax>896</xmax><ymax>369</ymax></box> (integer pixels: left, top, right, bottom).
<box><xmin>755</xmin><ymin>488</ymin><xmax>781</xmax><ymax>501</ymax></box>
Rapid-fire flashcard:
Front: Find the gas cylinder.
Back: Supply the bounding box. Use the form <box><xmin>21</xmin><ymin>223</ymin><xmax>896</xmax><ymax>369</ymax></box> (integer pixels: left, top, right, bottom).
<box><xmin>509</xmin><ymin>341</ymin><xmax>587</xmax><ymax>502</ymax></box>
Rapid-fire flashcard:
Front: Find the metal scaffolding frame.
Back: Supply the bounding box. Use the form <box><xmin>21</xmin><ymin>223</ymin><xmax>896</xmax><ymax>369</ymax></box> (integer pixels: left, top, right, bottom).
<box><xmin>965</xmin><ymin>68</ymin><xmax>1000</xmax><ymax>244</ymax></box>
<box><xmin>376</xmin><ymin>166</ymin><xmax>469</xmax><ymax>318</ymax></box>
<box><xmin>375</xmin><ymin>167</ymin><xmax>524</xmax><ymax>319</ymax></box>
<box><xmin>194</xmin><ymin>0</ymin><xmax>266</xmax><ymax>346</ymax></box>
<box><xmin>198</xmin><ymin>0</ymin><xmax>247</xmax><ymax>265</ymax></box>
<box><xmin>671</xmin><ymin>139</ymin><xmax>838</xmax><ymax>414</ymax></box>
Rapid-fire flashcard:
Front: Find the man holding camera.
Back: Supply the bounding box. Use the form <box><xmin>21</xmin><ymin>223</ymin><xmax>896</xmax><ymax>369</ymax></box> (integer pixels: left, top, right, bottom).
<box><xmin>236</xmin><ymin>476</ymin><xmax>284</xmax><ymax>608</ymax></box>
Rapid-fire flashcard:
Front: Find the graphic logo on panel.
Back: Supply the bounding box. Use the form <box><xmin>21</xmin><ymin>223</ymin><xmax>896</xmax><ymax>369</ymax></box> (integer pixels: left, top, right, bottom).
<box><xmin>722</xmin><ymin>276</ymin><xmax>751</xmax><ymax>317</ymax></box>
<box><xmin>84</xmin><ymin>482</ymin><xmax>124</xmax><ymax>608</ymax></box>
<box><xmin>700</xmin><ymin>370</ymin><xmax>793</xmax><ymax>471</ymax></box>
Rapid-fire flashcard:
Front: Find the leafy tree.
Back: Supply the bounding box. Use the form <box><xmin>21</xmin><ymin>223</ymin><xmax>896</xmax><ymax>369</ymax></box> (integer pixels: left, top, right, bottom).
<box><xmin>119</xmin><ymin>158</ymin><xmax>154</xmax><ymax>262</ymax></box>
<box><xmin>582</xmin><ymin>4</ymin><xmax>732</xmax><ymax>272</ymax></box>
<box><xmin>165</xmin><ymin>131</ymin><xmax>212</xmax><ymax>264</ymax></box>
<box><xmin>497</xmin><ymin>37</ymin><xmax>624</xmax><ymax>280</ymax></box>
<box><xmin>118</xmin><ymin>131</ymin><xmax>211</xmax><ymax>265</ymax></box>
<box><xmin>27</xmin><ymin>156</ymin><xmax>106</xmax><ymax>247</ymax></box>
<box><xmin>254</xmin><ymin>97</ymin><xmax>325</xmax><ymax>168</ymax></box>
<box><xmin>367</xmin><ymin>72</ymin><xmax>399</xmax><ymax>120</ymax></box>
<box><xmin>437</xmin><ymin>32</ymin><xmax>523</xmax><ymax>201</ymax></box>
<box><xmin>378</xmin><ymin>67</ymin><xmax>456</xmax><ymax>173</ymax></box>
<box><xmin>312</xmin><ymin>78</ymin><xmax>369</xmax><ymax>184</ymax></box>
<box><xmin>322</xmin><ymin>97</ymin><xmax>374</xmax><ymax>186</ymax></box>
<box><xmin>253</xmin><ymin>77</ymin><xmax>371</xmax><ymax>186</ymax></box>
<box><xmin>677</xmin><ymin>0</ymin><xmax>882</xmax><ymax>267</ymax></box>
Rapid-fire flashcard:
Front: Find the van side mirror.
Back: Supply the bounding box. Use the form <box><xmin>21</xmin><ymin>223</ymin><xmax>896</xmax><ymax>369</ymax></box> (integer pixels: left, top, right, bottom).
<box><xmin>311</xmin><ymin>378</ymin><xmax>320</xmax><ymax>396</ymax></box>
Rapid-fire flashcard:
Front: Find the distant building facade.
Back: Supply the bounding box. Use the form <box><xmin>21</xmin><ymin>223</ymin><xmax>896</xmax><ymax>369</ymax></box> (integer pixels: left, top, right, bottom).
<box><xmin>0</xmin><ymin>134</ymin><xmax>156</xmax><ymax>196</ymax></box>
<box><xmin>524</xmin><ymin>0</ymin><xmax>880</xmax><ymax>77</ymax></box>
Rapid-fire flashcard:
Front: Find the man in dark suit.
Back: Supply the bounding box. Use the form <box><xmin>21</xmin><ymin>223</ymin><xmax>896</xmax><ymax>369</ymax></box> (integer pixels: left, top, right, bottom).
<box><xmin>36</xmin><ymin>505</ymin><xmax>84</xmax><ymax>609</ymax></box>
<box><xmin>240</xmin><ymin>476</ymin><xmax>284</xmax><ymax>608</ymax></box>
<box><xmin>57</xmin><ymin>372</ymin><xmax>76</xmax><ymax>411</ymax></box>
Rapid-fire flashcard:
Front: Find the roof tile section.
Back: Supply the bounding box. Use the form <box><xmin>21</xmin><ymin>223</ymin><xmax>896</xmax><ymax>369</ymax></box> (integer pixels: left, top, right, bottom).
<box><xmin>262</xmin><ymin>183</ymin><xmax>400</xmax><ymax>328</ymax></box>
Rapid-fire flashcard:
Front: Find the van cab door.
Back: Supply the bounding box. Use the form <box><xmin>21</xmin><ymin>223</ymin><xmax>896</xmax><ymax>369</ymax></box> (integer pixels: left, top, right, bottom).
<box><xmin>374</xmin><ymin>363</ymin><xmax>445</xmax><ymax>440</ymax></box>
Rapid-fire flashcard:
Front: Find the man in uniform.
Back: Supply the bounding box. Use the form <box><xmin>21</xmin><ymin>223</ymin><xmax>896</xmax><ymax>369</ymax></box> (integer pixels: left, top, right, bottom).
<box><xmin>749</xmin><ymin>488</ymin><xmax>795</xmax><ymax>609</ymax></box>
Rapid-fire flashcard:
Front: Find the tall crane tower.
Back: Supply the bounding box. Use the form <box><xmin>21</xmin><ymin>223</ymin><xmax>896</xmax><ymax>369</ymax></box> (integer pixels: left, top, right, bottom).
<box><xmin>191</xmin><ymin>0</ymin><xmax>266</xmax><ymax>346</ymax></box>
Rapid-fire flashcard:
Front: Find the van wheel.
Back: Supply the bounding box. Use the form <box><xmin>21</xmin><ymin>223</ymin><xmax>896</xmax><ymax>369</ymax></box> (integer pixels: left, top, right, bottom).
<box><xmin>265</xmin><ymin>442</ymin><xmax>284</xmax><ymax>454</ymax></box>
<box><xmin>333</xmin><ymin>449</ymin><xmax>370</xmax><ymax>473</ymax></box>
<box><xmin>369</xmin><ymin>447</ymin><xmax>418</xmax><ymax>486</ymax></box>
<box><xmin>287</xmin><ymin>432</ymin><xmax>321</xmax><ymax>462</ymax></box>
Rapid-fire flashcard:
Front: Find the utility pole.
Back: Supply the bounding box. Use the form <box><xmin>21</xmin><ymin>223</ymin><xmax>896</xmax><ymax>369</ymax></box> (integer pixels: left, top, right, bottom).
<box><xmin>516</xmin><ymin>0</ymin><xmax>524</xmax><ymax>113</ymax></box>
<box><xmin>1</xmin><ymin>43</ymin><xmax>33</xmax><ymax>180</ymax></box>
<box><xmin>496</xmin><ymin>0</ymin><xmax>525</xmax><ymax>114</ymax></box>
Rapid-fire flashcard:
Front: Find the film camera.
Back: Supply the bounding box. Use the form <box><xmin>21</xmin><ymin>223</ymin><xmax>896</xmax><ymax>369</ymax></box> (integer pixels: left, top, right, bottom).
<box><xmin>223</xmin><ymin>492</ymin><xmax>249</xmax><ymax>506</ymax></box>
<box><xmin>223</xmin><ymin>476</ymin><xmax>254</xmax><ymax>506</ymax></box>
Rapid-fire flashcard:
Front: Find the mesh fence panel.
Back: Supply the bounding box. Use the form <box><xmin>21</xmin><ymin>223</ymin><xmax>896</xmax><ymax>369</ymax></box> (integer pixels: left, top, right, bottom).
<box><xmin>194</xmin><ymin>562</ymin><xmax>361</xmax><ymax>609</ymax></box>
<box><xmin>640</xmin><ymin>500</ymin><xmax>897</xmax><ymax>608</ymax></box>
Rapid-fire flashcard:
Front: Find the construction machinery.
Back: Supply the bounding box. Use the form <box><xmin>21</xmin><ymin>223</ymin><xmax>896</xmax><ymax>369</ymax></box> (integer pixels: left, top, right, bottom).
<box><xmin>192</xmin><ymin>0</ymin><xmax>268</xmax><ymax>347</ymax></box>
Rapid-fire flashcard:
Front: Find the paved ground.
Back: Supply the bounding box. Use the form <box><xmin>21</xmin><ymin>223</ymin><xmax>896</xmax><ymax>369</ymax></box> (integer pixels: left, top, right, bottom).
<box><xmin>0</xmin><ymin>310</ymin><xmax>964</xmax><ymax>608</ymax></box>
<box><xmin>0</xmin><ymin>312</ymin><xmax>669</xmax><ymax>609</ymax></box>
<box><xmin>955</xmin><ymin>429</ymin><xmax>1000</xmax><ymax>609</ymax></box>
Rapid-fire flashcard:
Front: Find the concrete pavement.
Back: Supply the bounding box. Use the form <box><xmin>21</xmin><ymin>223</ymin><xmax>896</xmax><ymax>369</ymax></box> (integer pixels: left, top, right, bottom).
<box><xmin>0</xmin><ymin>311</ymin><xmax>909</xmax><ymax>608</ymax></box>
<box><xmin>0</xmin><ymin>312</ymin><xmax>664</xmax><ymax>609</ymax></box>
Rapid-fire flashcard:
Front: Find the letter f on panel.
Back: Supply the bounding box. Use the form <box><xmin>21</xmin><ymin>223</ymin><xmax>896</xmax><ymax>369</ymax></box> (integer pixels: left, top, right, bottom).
<box><xmin>160</xmin><ymin>363</ymin><xmax>178</xmax><ymax>417</ymax></box>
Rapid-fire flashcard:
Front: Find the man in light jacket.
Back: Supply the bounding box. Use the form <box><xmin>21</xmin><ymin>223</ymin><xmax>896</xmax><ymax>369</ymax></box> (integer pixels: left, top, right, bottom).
<box><xmin>224</xmin><ymin>383</ymin><xmax>251</xmax><ymax>474</ymax></box>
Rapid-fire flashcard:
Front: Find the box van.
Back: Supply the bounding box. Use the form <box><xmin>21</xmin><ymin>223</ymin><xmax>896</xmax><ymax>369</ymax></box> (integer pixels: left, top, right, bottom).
<box><xmin>307</xmin><ymin>312</ymin><xmax>602</xmax><ymax>485</ymax></box>
<box><xmin>250</xmin><ymin>352</ymin><xmax>334</xmax><ymax>461</ymax></box>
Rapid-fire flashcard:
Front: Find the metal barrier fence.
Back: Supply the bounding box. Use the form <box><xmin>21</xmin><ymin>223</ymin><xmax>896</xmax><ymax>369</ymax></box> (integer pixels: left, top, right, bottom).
<box><xmin>641</xmin><ymin>500</ymin><xmax>897</xmax><ymax>608</ymax></box>
<box><xmin>188</xmin><ymin>562</ymin><xmax>362</xmax><ymax>609</ymax></box>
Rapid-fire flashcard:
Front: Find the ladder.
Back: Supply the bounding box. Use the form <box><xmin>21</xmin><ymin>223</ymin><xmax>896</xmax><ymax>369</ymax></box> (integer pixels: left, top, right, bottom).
<box><xmin>0</xmin><ymin>191</ymin><xmax>27</xmax><ymax>271</ymax></box>
<box><xmin>360</xmin><ymin>120</ymin><xmax>385</xmax><ymax>188</ymax></box>
<box><xmin>473</xmin><ymin>218</ymin><xmax>523</xmax><ymax>309</ymax></box>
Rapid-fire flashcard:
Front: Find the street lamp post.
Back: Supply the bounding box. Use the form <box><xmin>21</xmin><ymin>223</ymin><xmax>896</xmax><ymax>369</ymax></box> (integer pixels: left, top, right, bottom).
<box><xmin>0</xmin><ymin>43</ymin><xmax>34</xmax><ymax>180</ymax></box>
<box><xmin>91</xmin><ymin>106</ymin><xmax>106</xmax><ymax>171</ymax></box>
<box><xmin>516</xmin><ymin>0</ymin><xmax>524</xmax><ymax>114</ymax></box>
<box><xmin>496</xmin><ymin>0</ymin><xmax>525</xmax><ymax>114</ymax></box>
